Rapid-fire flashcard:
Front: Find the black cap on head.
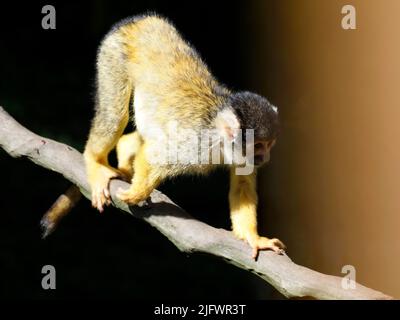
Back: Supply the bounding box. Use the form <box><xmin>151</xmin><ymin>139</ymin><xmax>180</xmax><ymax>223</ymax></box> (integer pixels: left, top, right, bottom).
<box><xmin>228</xmin><ymin>91</ymin><xmax>279</xmax><ymax>141</ymax></box>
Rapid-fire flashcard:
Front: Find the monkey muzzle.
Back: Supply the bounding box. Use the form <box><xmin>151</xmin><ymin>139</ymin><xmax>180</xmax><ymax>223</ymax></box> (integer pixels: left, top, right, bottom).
<box><xmin>253</xmin><ymin>141</ymin><xmax>271</xmax><ymax>166</ymax></box>
<box><xmin>254</xmin><ymin>153</ymin><xmax>270</xmax><ymax>166</ymax></box>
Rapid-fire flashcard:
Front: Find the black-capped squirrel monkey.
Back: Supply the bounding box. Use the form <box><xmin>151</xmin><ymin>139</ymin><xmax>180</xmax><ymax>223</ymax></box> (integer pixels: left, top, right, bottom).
<box><xmin>43</xmin><ymin>14</ymin><xmax>285</xmax><ymax>259</ymax></box>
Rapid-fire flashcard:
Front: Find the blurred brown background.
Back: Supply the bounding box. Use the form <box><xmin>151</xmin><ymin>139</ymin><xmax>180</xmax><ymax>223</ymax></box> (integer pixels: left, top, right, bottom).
<box><xmin>252</xmin><ymin>0</ymin><xmax>400</xmax><ymax>298</ymax></box>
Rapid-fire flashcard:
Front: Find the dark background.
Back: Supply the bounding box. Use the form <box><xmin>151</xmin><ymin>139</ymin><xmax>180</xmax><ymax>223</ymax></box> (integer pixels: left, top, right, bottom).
<box><xmin>0</xmin><ymin>1</ymin><xmax>278</xmax><ymax>299</ymax></box>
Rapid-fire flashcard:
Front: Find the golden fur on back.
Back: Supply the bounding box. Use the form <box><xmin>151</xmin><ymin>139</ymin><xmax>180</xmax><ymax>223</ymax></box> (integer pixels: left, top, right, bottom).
<box><xmin>102</xmin><ymin>15</ymin><xmax>231</xmax><ymax>132</ymax></box>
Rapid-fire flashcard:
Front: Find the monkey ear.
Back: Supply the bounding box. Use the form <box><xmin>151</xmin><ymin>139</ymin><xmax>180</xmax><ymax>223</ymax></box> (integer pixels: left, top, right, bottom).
<box><xmin>215</xmin><ymin>107</ymin><xmax>241</xmax><ymax>142</ymax></box>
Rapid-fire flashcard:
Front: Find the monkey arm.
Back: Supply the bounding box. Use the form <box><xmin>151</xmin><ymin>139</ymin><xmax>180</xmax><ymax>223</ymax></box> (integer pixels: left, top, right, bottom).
<box><xmin>229</xmin><ymin>168</ymin><xmax>285</xmax><ymax>259</ymax></box>
<box><xmin>229</xmin><ymin>169</ymin><xmax>258</xmax><ymax>239</ymax></box>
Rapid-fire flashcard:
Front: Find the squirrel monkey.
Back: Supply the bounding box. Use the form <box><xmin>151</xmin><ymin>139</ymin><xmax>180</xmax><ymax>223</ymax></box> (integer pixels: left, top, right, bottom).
<box><xmin>42</xmin><ymin>14</ymin><xmax>285</xmax><ymax>259</ymax></box>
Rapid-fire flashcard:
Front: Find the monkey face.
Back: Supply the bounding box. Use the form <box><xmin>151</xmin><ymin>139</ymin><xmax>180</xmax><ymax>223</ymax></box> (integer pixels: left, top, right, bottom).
<box><xmin>229</xmin><ymin>91</ymin><xmax>279</xmax><ymax>168</ymax></box>
<box><xmin>253</xmin><ymin>139</ymin><xmax>276</xmax><ymax>166</ymax></box>
<box><xmin>216</xmin><ymin>91</ymin><xmax>279</xmax><ymax>170</ymax></box>
<box><xmin>227</xmin><ymin>133</ymin><xmax>276</xmax><ymax>171</ymax></box>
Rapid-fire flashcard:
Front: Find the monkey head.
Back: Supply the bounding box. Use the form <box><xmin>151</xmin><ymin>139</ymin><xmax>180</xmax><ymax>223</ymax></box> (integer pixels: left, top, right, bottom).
<box><xmin>215</xmin><ymin>91</ymin><xmax>279</xmax><ymax>168</ymax></box>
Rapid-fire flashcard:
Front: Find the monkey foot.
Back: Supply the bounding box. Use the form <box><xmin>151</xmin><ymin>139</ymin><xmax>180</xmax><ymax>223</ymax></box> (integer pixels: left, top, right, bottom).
<box><xmin>116</xmin><ymin>187</ymin><xmax>149</xmax><ymax>206</ymax></box>
<box><xmin>117</xmin><ymin>167</ymin><xmax>133</xmax><ymax>181</ymax></box>
<box><xmin>90</xmin><ymin>166</ymin><xmax>121</xmax><ymax>213</ymax></box>
<box><xmin>246</xmin><ymin>235</ymin><xmax>286</xmax><ymax>260</ymax></box>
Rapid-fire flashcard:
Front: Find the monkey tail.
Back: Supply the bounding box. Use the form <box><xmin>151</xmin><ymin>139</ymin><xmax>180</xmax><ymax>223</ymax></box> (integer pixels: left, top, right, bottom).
<box><xmin>40</xmin><ymin>185</ymin><xmax>82</xmax><ymax>239</ymax></box>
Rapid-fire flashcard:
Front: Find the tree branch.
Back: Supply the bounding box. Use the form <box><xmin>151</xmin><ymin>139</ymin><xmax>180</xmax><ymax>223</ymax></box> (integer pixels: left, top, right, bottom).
<box><xmin>0</xmin><ymin>106</ymin><xmax>393</xmax><ymax>300</ymax></box>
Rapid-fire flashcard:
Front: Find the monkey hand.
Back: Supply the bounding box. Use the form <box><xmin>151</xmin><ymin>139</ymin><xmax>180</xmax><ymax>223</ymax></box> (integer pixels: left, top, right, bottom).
<box><xmin>246</xmin><ymin>234</ymin><xmax>286</xmax><ymax>260</ymax></box>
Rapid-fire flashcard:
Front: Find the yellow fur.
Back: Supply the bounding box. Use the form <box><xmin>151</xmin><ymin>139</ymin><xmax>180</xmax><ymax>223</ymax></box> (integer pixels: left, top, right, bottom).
<box><xmin>116</xmin><ymin>131</ymin><xmax>142</xmax><ymax>179</ymax></box>
<box><xmin>229</xmin><ymin>169</ymin><xmax>258</xmax><ymax>240</ymax></box>
<box><xmin>84</xmin><ymin>14</ymin><xmax>229</xmax><ymax>207</ymax></box>
<box><xmin>83</xmin><ymin>14</ymin><xmax>285</xmax><ymax>257</ymax></box>
<box><xmin>229</xmin><ymin>168</ymin><xmax>285</xmax><ymax>258</ymax></box>
<box><xmin>117</xmin><ymin>141</ymin><xmax>163</xmax><ymax>204</ymax></box>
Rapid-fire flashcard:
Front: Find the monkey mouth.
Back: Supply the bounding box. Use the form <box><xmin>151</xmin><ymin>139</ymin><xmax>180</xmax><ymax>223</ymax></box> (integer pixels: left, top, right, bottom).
<box><xmin>254</xmin><ymin>155</ymin><xmax>264</xmax><ymax>166</ymax></box>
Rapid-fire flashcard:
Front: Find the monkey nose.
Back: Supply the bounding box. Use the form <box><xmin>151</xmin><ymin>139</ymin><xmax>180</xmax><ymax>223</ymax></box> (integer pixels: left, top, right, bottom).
<box><xmin>254</xmin><ymin>155</ymin><xmax>264</xmax><ymax>165</ymax></box>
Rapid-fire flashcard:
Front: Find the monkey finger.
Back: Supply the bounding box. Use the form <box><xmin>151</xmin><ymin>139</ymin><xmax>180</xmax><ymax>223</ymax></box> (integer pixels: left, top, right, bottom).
<box><xmin>91</xmin><ymin>192</ymin><xmax>98</xmax><ymax>208</ymax></box>
<box><xmin>270</xmin><ymin>238</ymin><xmax>286</xmax><ymax>251</ymax></box>
<box><xmin>103</xmin><ymin>188</ymin><xmax>113</xmax><ymax>206</ymax></box>
<box><xmin>96</xmin><ymin>190</ymin><xmax>105</xmax><ymax>213</ymax></box>
<box><xmin>97</xmin><ymin>198</ymin><xmax>104</xmax><ymax>213</ymax></box>
<box><xmin>252</xmin><ymin>246</ymin><xmax>259</xmax><ymax>260</ymax></box>
<box><xmin>104</xmin><ymin>187</ymin><xmax>111</xmax><ymax>199</ymax></box>
<box><xmin>93</xmin><ymin>197</ymin><xmax>101</xmax><ymax>212</ymax></box>
<box><xmin>105</xmin><ymin>195</ymin><xmax>112</xmax><ymax>206</ymax></box>
<box><xmin>254</xmin><ymin>237</ymin><xmax>286</xmax><ymax>255</ymax></box>
<box><xmin>260</xmin><ymin>242</ymin><xmax>282</xmax><ymax>254</ymax></box>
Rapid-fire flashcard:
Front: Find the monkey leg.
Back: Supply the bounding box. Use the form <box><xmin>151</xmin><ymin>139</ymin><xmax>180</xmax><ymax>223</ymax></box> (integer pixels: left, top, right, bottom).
<box><xmin>84</xmin><ymin>111</ymin><xmax>129</xmax><ymax>213</ymax></box>
<box><xmin>116</xmin><ymin>131</ymin><xmax>143</xmax><ymax>180</ymax></box>
<box><xmin>84</xmin><ymin>33</ymin><xmax>133</xmax><ymax>212</ymax></box>
<box><xmin>117</xmin><ymin>143</ymin><xmax>162</xmax><ymax>205</ymax></box>
<box><xmin>85</xmin><ymin>117</ymin><xmax>129</xmax><ymax>213</ymax></box>
<box><xmin>229</xmin><ymin>169</ymin><xmax>285</xmax><ymax>259</ymax></box>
